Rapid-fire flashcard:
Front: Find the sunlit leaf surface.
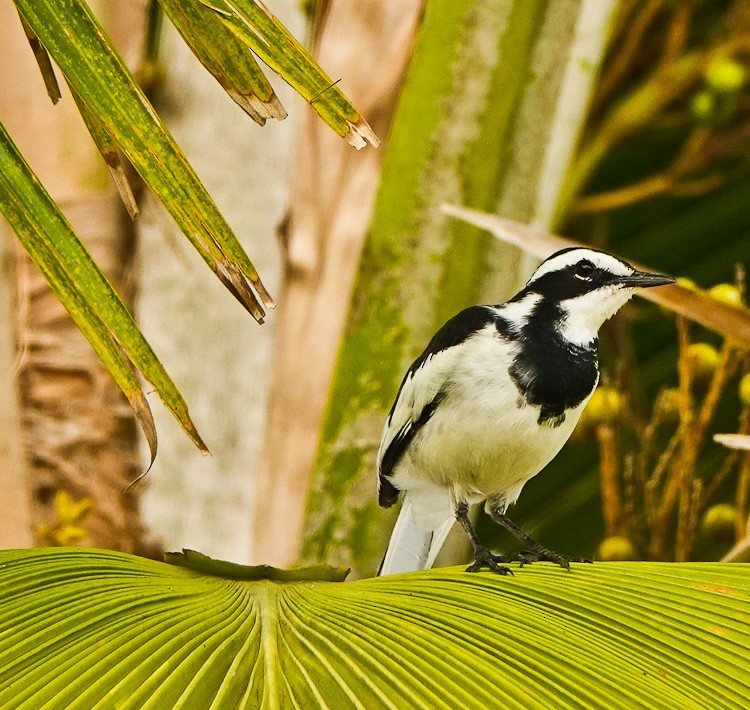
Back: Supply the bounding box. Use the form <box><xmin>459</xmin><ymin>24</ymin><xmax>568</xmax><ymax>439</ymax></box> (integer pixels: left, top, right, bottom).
<box><xmin>0</xmin><ymin>548</ymin><xmax>748</xmax><ymax>708</ymax></box>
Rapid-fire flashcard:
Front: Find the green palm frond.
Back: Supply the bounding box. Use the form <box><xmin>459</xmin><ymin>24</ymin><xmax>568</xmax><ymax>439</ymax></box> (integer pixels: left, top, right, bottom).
<box><xmin>2</xmin><ymin>0</ymin><xmax>376</xmax><ymax>453</ymax></box>
<box><xmin>1</xmin><ymin>548</ymin><xmax>748</xmax><ymax>708</ymax></box>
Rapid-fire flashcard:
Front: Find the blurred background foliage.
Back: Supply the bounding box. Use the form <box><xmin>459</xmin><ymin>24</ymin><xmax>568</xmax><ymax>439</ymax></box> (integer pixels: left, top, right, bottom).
<box><xmin>291</xmin><ymin>0</ymin><xmax>750</xmax><ymax>576</ymax></box>
<box><xmin>1</xmin><ymin>0</ymin><xmax>749</xmax><ymax>577</ymax></box>
<box><xmin>489</xmin><ymin>0</ymin><xmax>750</xmax><ymax>565</ymax></box>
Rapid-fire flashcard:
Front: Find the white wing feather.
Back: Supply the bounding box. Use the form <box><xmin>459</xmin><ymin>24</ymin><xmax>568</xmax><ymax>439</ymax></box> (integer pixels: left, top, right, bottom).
<box><xmin>377</xmin><ymin>348</ymin><xmax>459</xmax><ymax>477</ymax></box>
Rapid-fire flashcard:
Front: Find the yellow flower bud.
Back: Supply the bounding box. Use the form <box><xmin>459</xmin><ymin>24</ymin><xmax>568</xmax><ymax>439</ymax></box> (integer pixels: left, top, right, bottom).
<box><xmin>655</xmin><ymin>387</ymin><xmax>681</xmax><ymax>425</ymax></box>
<box><xmin>584</xmin><ymin>387</ymin><xmax>622</xmax><ymax>425</ymax></box>
<box><xmin>691</xmin><ymin>90</ymin><xmax>715</xmax><ymax>121</ymax></box>
<box><xmin>597</xmin><ymin>536</ymin><xmax>637</xmax><ymax>561</ymax></box>
<box><xmin>739</xmin><ymin>373</ymin><xmax>750</xmax><ymax>408</ymax></box>
<box><xmin>701</xmin><ymin>503</ymin><xmax>737</xmax><ymax>543</ymax></box>
<box><xmin>706</xmin><ymin>58</ymin><xmax>746</xmax><ymax>94</ymax></box>
<box><xmin>709</xmin><ymin>283</ymin><xmax>743</xmax><ymax>307</ymax></box>
<box><xmin>676</xmin><ymin>277</ymin><xmax>699</xmax><ymax>292</ymax></box>
<box><xmin>685</xmin><ymin>343</ymin><xmax>720</xmax><ymax>384</ymax></box>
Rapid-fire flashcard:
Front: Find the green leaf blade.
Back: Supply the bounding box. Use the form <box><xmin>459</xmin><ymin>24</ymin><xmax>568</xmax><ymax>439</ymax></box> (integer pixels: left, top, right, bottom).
<box><xmin>69</xmin><ymin>83</ymin><xmax>139</xmax><ymax>219</ymax></box>
<box><xmin>16</xmin><ymin>11</ymin><xmax>61</xmax><ymax>103</ymax></box>
<box><xmin>0</xmin><ymin>118</ymin><xmax>204</xmax><ymax>457</ymax></box>
<box><xmin>1</xmin><ymin>549</ymin><xmax>748</xmax><ymax>708</ymax></box>
<box><xmin>213</xmin><ymin>0</ymin><xmax>379</xmax><ymax>148</ymax></box>
<box><xmin>159</xmin><ymin>0</ymin><xmax>286</xmax><ymax>124</ymax></box>
<box><xmin>14</xmin><ymin>0</ymin><xmax>272</xmax><ymax>321</ymax></box>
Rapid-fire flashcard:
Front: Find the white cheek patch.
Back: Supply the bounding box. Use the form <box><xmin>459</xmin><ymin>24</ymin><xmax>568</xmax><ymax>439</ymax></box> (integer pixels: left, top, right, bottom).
<box><xmin>559</xmin><ymin>286</ymin><xmax>636</xmax><ymax>345</ymax></box>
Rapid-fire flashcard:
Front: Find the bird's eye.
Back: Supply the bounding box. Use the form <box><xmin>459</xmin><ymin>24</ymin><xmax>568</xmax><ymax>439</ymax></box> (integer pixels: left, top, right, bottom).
<box><xmin>575</xmin><ymin>261</ymin><xmax>595</xmax><ymax>280</ymax></box>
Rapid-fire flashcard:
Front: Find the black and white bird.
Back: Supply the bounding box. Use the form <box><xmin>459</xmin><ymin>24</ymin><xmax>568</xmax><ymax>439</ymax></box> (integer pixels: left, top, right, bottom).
<box><xmin>377</xmin><ymin>247</ymin><xmax>674</xmax><ymax>576</ymax></box>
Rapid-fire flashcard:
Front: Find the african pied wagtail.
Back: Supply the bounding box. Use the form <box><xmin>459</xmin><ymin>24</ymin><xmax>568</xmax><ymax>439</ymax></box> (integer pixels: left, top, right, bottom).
<box><xmin>377</xmin><ymin>247</ymin><xmax>674</xmax><ymax>576</ymax></box>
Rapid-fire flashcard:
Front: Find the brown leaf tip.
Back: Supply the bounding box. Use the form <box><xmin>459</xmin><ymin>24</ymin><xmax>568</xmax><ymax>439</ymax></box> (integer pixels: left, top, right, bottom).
<box><xmin>230</xmin><ymin>90</ymin><xmax>288</xmax><ymax>124</ymax></box>
<box><xmin>345</xmin><ymin>118</ymin><xmax>380</xmax><ymax>150</ymax></box>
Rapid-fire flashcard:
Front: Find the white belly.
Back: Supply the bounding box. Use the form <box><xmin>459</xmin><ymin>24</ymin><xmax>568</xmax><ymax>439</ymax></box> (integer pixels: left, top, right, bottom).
<box><xmin>389</xmin><ymin>335</ymin><xmax>591</xmax><ymax>529</ymax></box>
<box><xmin>395</xmin><ymin>394</ymin><xmax>586</xmax><ymax>497</ymax></box>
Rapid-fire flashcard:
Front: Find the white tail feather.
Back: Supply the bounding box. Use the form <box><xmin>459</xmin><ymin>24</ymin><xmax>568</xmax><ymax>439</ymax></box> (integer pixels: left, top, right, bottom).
<box><xmin>379</xmin><ymin>496</ymin><xmax>455</xmax><ymax>576</ymax></box>
<box><xmin>424</xmin><ymin>517</ymin><xmax>456</xmax><ymax>569</ymax></box>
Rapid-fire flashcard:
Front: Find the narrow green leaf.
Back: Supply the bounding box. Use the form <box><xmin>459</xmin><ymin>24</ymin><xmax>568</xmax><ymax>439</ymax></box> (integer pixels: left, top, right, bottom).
<box><xmin>205</xmin><ymin>0</ymin><xmax>379</xmax><ymax>149</ymax></box>
<box><xmin>0</xmin><ymin>201</ymin><xmax>157</xmax><ymax>463</ymax></box>
<box><xmin>1</xmin><ymin>548</ymin><xmax>748</xmax><ymax>708</ymax></box>
<box><xmin>13</xmin><ymin>0</ymin><xmax>272</xmax><ymax>321</ymax></box>
<box><xmin>69</xmin><ymin>85</ymin><xmax>139</xmax><ymax>220</ymax></box>
<box><xmin>159</xmin><ymin>0</ymin><xmax>286</xmax><ymax>125</ymax></box>
<box><xmin>0</xmin><ymin>119</ymin><xmax>205</xmax><ymax>456</ymax></box>
<box><xmin>16</xmin><ymin>11</ymin><xmax>61</xmax><ymax>103</ymax></box>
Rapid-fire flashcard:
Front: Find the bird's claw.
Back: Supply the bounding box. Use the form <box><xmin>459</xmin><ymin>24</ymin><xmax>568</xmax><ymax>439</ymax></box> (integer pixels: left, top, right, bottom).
<box><xmin>513</xmin><ymin>546</ymin><xmax>592</xmax><ymax>570</ymax></box>
<box><xmin>512</xmin><ymin>550</ymin><xmax>541</xmax><ymax>567</ymax></box>
<box><xmin>466</xmin><ymin>547</ymin><xmax>513</xmax><ymax>575</ymax></box>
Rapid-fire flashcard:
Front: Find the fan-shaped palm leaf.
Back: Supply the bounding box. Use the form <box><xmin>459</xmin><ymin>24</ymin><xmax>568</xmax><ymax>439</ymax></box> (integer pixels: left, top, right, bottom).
<box><xmin>0</xmin><ymin>548</ymin><xmax>748</xmax><ymax>708</ymax></box>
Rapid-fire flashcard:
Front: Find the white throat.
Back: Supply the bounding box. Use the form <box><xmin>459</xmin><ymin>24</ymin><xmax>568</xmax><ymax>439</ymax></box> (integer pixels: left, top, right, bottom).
<box><xmin>558</xmin><ymin>286</ymin><xmax>636</xmax><ymax>346</ymax></box>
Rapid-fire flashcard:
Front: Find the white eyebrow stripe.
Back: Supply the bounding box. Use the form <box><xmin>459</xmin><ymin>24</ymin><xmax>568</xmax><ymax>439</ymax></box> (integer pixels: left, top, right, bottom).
<box><xmin>528</xmin><ymin>249</ymin><xmax>633</xmax><ymax>284</ymax></box>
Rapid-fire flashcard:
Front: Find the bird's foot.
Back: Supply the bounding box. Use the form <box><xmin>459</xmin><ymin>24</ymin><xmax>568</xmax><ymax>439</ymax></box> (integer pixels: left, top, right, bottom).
<box><xmin>466</xmin><ymin>546</ymin><xmax>513</xmax><ymax>575</ymax></box>
<box><xmin>513</xmin><ymin>546</ymin><xmax>592</xmax><ymax>570</ymax></box>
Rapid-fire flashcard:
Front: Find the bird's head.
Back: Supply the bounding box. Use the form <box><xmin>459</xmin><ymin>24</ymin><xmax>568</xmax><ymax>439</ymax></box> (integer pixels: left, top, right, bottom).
<box><xmin>518</xmin><ymin>247</ymin><xmax>674</xmax><ymax>345</ymax></box>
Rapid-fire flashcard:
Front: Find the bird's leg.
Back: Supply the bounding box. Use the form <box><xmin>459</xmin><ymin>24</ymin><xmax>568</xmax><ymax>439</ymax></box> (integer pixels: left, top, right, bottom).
<box><xmin>455</xmin><ymin>502</ymin><xmax>512</xmax><ymax>575</ymax></box>
<box><xmin>487</xmin><ymin>506</ymin><xmax>591</xmax><ymax>570</ymax></box>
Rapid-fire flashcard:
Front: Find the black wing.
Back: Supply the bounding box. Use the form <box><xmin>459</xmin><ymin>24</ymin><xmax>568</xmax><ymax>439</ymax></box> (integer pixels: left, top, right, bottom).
<box><xmin>377</xmin><ymin>305</ymin><xmax>495</xmax><ymax>507</ymax></box>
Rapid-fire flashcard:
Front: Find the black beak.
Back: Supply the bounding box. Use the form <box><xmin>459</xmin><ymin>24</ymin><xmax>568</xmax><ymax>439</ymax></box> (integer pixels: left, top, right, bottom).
<box><xmin>616</xmin><ymin>270</ymin><xmax>675</xmax><ymax>289</ymax></box>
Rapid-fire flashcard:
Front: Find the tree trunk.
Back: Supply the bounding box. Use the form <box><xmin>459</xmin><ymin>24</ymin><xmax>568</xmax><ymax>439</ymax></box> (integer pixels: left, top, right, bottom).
<box><xmin>0</xmin><ymin>229</ymin><xmax>32</xmax><ymax>549</ymax></box>
<box><xmin>0</xmin><ymin>1</ymin><xmax>155</xmax><ymax>553</ymax></box>
<box><xmin>136</xmin><ymin>1</ymin><xmax>304</xmax><ymax>563</ymax></box>
<box><xmin>250</xmin><ymin>0</ymin><xmax>425</xmax><ymax>566</ymax></box>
